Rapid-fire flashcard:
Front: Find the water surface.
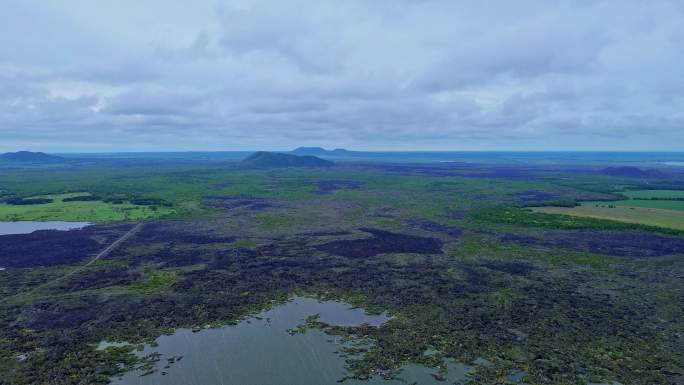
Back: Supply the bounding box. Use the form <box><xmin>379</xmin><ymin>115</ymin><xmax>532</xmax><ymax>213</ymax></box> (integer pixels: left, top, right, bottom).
<box><xmin>107</xmin><ymin>297</ymin><xmax>472</xmax><ymax>385</ymax></box>
<box><xmin>0</xmin><ymin>221</ymin><xmax>91</xmax><ymax>235</ymax></box>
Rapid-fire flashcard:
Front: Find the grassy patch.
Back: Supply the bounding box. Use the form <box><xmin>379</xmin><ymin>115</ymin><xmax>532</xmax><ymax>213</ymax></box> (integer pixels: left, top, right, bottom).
<box><xmin>252</xmin><ymin>213</ymin><xmax>307</xmax><ymax>229</ymax></box>
<box><xmin>449</xmin><ymin>236</ymin><xmax>613</xmax><ymax>268</ymax></box>
<box><xmin>229</xmin><ymin>239</ymin><xmax>260</xmax><ymax>249</ymax></box>
<box><xmin>472</xmin><ymin>206</ymin><xmax>683</xmax><ymax>234</ymax></box>
<box><xmin>622</xmin><ymin>189</ymin><xmax>684</xmax><ymax>199</ymax></box>
<box><xmin>0</xmin><ymin>193</ymin><xmax>174</xmax><ymax>222</ymax></box>
<box><xmin>534</xmin><ymin>204</ymin><xmax>684</xmax><ymax>231</ymax></box>
<box><xmin>584</xmin><ymin>199</ymin><xmax>684</xmax><ymax>211</ymax></box>
<box><xmin>489</xmin><ymin>287</ymin><xmax>517</xmax><ymax>308</ymax></box>
<box><xmin>131</xmin><ymin>271</ymin><xmax>177</xmax><ymax>294</ymax></box>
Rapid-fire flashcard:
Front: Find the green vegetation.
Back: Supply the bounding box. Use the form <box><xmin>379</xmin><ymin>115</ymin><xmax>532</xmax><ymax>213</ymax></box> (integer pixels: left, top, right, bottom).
<box><xmin>471</xmin><ymin>205</ymin><xmax>683</xmax><ymax>234</ymax></box>
<box><xmin>252</xmin><ymin>213</ymin><xmax>308</xmax><ymax>229</ymax></box>
<box><xmin>0</xmin><ymin>157</ymin><xmax>682</xmax><ymax>385</ymax></box>
<box><xmin>449</xmin><ymin>235</ymin><xmax>613</xmax><ymax>268</ymax></box>
<box><xmin>4</xmin><ymin>197</ymin><xmax>53</xmax><ymax>205</ymax></box>
<box><xmin>534</xmin><ymin>204</ymin><xmax>684</xmax><ymax>230</ymax></box>
<box><xmin>622</xmin><ymin>189</ymin><xmax>684</xmax><ymax>199</ymax></box>
<box><xmin>586</xmin><ymin>199</ymin><xmax>684</xmax><ymax>211</ymax></box>
<box><xmin>0</xmin><ymin>193</ymin><xmax>174</xmax><ymax>222</ymax></box>
<box><xmin>489</xmin><ymin>287</ymin><xmax>517</xmax><ymax>308</ymax></box>
<box><xmin>522</xmin><ymin>187</ymin><xmax>684</xmax><ymax>232</ymax></box>
<box><xmin>229</xmin><ymin>239</ymin><xmax>260</xmax><ymax>248</ymax></box>
<box><xmin>132</xmin><ymin>271</ymin><xmax>178</xmax><ymax>295</ymax></box>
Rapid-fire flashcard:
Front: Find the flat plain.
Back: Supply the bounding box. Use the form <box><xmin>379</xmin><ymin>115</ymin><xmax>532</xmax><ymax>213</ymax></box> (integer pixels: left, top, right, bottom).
<box><xmin>0</xmin><ymin>193</ymin><xmax>174</xmax><ymax>222</ymax></box>
<box><xmin>534</xmin><ymin>204</ymin><xmax>684</xmax><ymax>229</ymax></box>
<box><xmin>622</xmin><ymin>189</ymin><xmax>684</xmax><ymax>199</ymax></box>
<box><xmin>0</xmin><ymin>153</ymin><xmax>683</xmax><ymax>385</ymax></box>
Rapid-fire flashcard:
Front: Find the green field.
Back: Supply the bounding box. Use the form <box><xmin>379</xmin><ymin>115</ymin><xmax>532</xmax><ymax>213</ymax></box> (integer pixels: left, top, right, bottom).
<box><xmin>587</xmin><ymin>199</ymin><xmax>684</xmax><ymax>211</ymax></box>
<box><xmin>0</xmin><ymin>193</ymin><xmax>174</xmax><ymax>222</ymax></box>
<box><xmin>622</xmin><ymin>189</ymin><xmax>684</xmax><ymax>199</ymax></box>
<box><xmin>533</xmin><ymin>204</ymin><xmax>684</xmax><ymax>230</ymax></box>
<box><xmin>530</xmin><ymin>188</ymin><xmax>684</xmax><ymax>230</ymax></box>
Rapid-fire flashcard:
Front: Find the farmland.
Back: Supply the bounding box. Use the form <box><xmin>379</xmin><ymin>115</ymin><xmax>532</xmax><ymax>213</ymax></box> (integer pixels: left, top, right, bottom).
<box><xmin>588</xmin><ymin>199</ymin><xmax>684</xmax><ymax>211</ymax></box>
<box><xmin>0</xmin><ymin>193</ymin><xmax>175</xmax><ymax>222</ymax></box>
<box><xmin>531</xmin><ymin>186</ymin><xmax>684</xmax><ymax>230</ymax></box>
<box><xmin>533</xmin><ymin>204</ymin><xmax>684</xmax><ymax>230</ymax></box>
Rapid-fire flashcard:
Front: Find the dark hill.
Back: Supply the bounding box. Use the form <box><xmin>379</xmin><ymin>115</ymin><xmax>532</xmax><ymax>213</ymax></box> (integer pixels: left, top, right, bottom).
<box><xmin>291</xmin><ymin>147</ymin><xmax>328</xmax><ymax>155</ymax></box>
<box><xmin>0</xmin><ymin>151</ymin><xmax>63</xmax><ymax>162</ymax></box>
<box><xmin>241</xmin><ymin>151</ymin><xmax>334</xmax><ymax>168</ymax></box>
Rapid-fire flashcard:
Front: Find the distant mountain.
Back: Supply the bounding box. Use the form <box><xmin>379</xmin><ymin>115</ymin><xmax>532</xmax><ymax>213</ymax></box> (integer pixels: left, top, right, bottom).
<box><xmin>602</xmin><ymin>166</ymin><xmax>665</xmax><ymax>178</ymax></box>
<box><xmin>291</xmin><ymin>147</ymin><xmax>353</xmax><ymax>156</ymax></box>
<box><xmin>0</xmin><ymin>151</ymin><xmax>63</xmax><ymax>163</ymax></box>
<box><xmin>241</xmin><ymin>151</ymin><xmax>334</xmax><ymax>168</ymax></box>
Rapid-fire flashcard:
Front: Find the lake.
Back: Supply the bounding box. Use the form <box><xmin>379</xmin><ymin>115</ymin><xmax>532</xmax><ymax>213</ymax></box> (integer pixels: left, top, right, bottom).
<box><xmin>0</xmin><ymin>221</ymin><xmax>91</xmax><ymax>235</ymax></box>
<box><xmin>106</xmin><ymin>297</ymin><xmax>473</xmax><ymax>385</ymax></box>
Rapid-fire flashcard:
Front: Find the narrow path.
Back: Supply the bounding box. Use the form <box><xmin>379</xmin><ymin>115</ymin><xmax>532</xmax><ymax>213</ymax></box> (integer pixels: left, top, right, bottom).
<box><xmin>57</xmin><ymin>222</ymin><xmax>142</xmax><ymax>281</ymax></box>
<box><xmin>0</xmin><ymin>223</ymin><xmax>142</xmax><ymax>304</ymax></box>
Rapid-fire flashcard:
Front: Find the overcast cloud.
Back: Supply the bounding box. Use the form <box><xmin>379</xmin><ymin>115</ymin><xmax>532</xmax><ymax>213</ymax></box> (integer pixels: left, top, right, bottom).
<box><xmin>1</xmin><ymin>0</ymin><xmax>683</xmax><ymax>151</ymax></box>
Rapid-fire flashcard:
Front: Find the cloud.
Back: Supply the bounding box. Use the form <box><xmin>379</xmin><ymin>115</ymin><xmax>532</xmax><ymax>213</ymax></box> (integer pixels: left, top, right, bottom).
<box><xmin>102</xmin><ymin>86</ymin><xmax>206</xmax><ymax>116</ymax></box>
<box><xmin>0</xmin><ymin>0</ymin><xmax>683</xmax><ymax>151</ymax></box>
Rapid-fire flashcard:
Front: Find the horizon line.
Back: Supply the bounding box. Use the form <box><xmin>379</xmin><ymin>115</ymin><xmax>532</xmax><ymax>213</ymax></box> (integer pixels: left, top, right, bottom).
<box><xmin>7</xmin><ymin>149</ymin><xmax>684</xmax><ymax>154</ymax></box>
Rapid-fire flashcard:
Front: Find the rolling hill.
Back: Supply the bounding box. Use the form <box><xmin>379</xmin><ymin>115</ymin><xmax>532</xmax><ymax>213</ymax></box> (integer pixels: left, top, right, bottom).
<box><xmin>241</xmin><ymin>151</ymin><xmax>334</xmax><ymax>168</ymax></box>
<box><xmin>0</xmin><ymin>151</ymin><xmax>64</xmax><ymax>163</ymax></box>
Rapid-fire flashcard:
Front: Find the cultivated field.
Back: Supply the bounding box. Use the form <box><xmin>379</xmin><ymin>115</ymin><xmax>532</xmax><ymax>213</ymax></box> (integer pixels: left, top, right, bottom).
<box><xmin>533</xmin><ymin>204</ymin><xmax>684</xmax><ymax>230</ymax></box>
<box><xmin>0</xmin><ymin>193</ymin><xmax>174</xmax><ymax>222</ymax></box>
<box><xmin>591</xmin><ymin>199</ymin><xmax>684</xmax><ymax>211</ymax></box>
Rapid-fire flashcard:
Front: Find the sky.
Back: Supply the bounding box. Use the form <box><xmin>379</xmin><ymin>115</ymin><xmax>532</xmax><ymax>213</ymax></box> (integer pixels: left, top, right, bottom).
<box><xmin>1</xmin><ymin>0</ymin><xmax>683</xmax><ymax>152</ymax></box>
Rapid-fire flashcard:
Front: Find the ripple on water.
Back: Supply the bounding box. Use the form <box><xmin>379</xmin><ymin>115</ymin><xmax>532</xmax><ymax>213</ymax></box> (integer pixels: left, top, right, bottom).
<box><xmin>105</xmin><ymin>297</ymin><xmax>474</xmax><ymax>385</ymax></box>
